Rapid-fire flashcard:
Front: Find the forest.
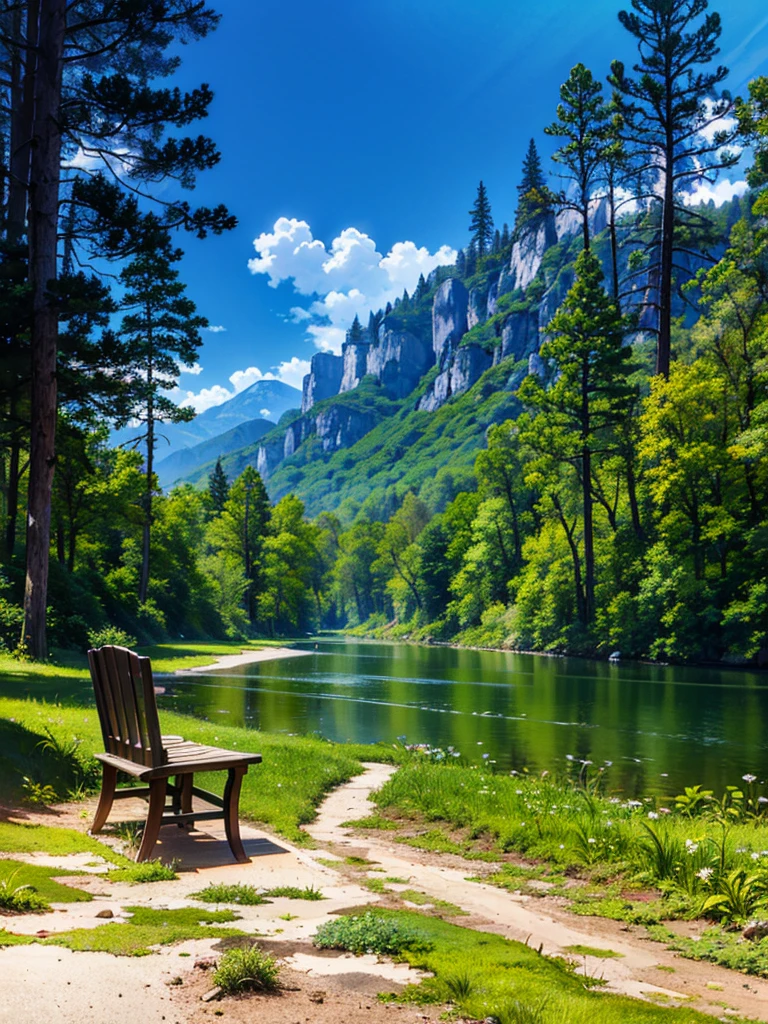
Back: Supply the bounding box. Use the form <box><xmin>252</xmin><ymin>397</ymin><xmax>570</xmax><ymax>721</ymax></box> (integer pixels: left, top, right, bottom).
<box><xmin>1</xmin><ymin>0</ymin><xmax>768</xmax><ymax>664</ymax></box>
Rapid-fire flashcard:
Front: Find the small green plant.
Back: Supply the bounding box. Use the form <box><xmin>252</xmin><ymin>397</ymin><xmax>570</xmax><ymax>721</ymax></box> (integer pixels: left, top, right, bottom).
<box><xmin>488</xmin><ymin>998</ymin><xmax>549</xmax><ymax>1024</ymax></box>
<box><xmin>109</xmin><ymin>821</ymin><xmax>144</xmax><ymax>853</ymax></box>
<box><xmin>701</xmin><ymin>868</ymin><xmax>768</xmax><ymax>923</ymax></box>
<box><xmin>279</xmin><ymin>912</ymin><xmax>298</xmax><ymax>921</ymax></box>
<box><xmin>213</xmin><ymin>945</ymin><xmax>280</xmax><ymax>993</ymax></box>
<box><xmin>314</xmin><ymin>911</ymin><xmax>425</xmax><ymax>955</ymax></box>
<box><xmin>86</xmin><ymin>626</ymin><xmax>138</xmax><ymax>650</ymax></box>
<box><xmin>673</xmin><ymin>785</ymin><xmax>714</xmax><ymax>817</ymax></box>
<box><xmin>108</xmin><ymin>859</ymin><xmax>178</xmax><ymax>883</ymax></box>
<box><xmin>0</xmin><ymin>871</ymin><xmax>50</xmax><ymax>913</ymax></box>
<box><xmin>262</xmin><ymin>885</ymin><xmax>325</xmax><ymax>900</ymax></box>
<box><xmin>563</xmin><ymin>944</ymin><xmax>623</xmax><ymax>959</ymax></box>
<box><xmin>191</xmin><ymin>883</ymin><xmax>268</xmax><ymax>905</ymax></box>
<box><xmin>21</xmin><ymin>776</ymin><xmax>57</xmax><ymax>806</ymax></box>
<box><xmin>444</xmin><ymin>969</ymin><xmax>475</xmax><ymax>1002</ymax></box>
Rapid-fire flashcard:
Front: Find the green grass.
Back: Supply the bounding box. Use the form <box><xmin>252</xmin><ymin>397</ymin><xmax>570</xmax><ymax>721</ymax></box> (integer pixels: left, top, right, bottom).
<box><xmin>0</xmin><ymin>859</ymin><xmax>92</xmax><ymax>906</ymax></box>
<box><xmin>0</xmin><ymin>821</ymin><xmax>129</xmax><ymax>866</ymax></box>
<box><xmin>191</xmin><ymin>882</ymin><xmax>325</xmax><ymax>904</ymax></box>
<box><xmin>649</xmin><ymin>924</ymin><xmax>768</xmax><ymax>978</ymax></box>
<box><xmin>564</xmin><ymin>945</ymin><xmax>624</xmax><ymax>959</ymax></box>
<box><xmin>39</xmin><ymin>906</ymin><xmax>244</xmax><ymax>956</ymax></box>
<box><xmin>319</xmin><ymin>909</ymin><xmax>718</xmax><ymax>1023</ymax></box>
<box><xmin>107</xmin><ymin>860</ymin><xmax>178</xmax><ymax>883</ymax></box>
<box><xmin>0</xmin><ymin>692</ymin><xmax>404</xmax><ymax>843</ymax></box>
<box><xmin>398</xmin><ymin>889</ymin><xmax>466</xmax><ymax>916</ymax></box>
<box><xmin>262</xmin><ymin>885</ymin><xmax>324</xmax><ymax>900</ymax></box>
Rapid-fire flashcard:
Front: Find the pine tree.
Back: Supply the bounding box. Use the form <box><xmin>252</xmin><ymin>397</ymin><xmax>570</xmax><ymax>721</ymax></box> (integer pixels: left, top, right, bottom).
<box><xmin>493</xmin><ymin>228</ymin><xmax>501</xmax><ymax>253</ymax></box>
<box><xmin>385</xmin><ymin>301</ymin><xmax>393</xmax><ymax>315</ymax></box>
<box><xmin>208</xmin><ymin>458</ymin><xmax>230</xmax><ymax>515</ymax></box>
<box><xmin>501</xmin><ymin>223</ymin><xmax>510</xmax><ymax>248</ymax></box>
<box><xmin>115</xmin><ymin>216</ymin><xmax>207</xmax><ymax>604</ymax></box>
<box><xmin>455</xmin><ymin>249</ymin><xmax>466</xmax><ymax>277</ymax></box>
<box><xmin>415</xmin><ymin>273</ymin><xmax>428</xmax><ymax>301</ymax></box>
<box><xmin>519</xmin><ymin>250</ymin><xmax>636</xmax><ymax>627</ymax></box>
<box><xmin>516</xmin><ymin>139</ymin><xmax>552</xmax><ymax>229</ymax></box>
<box><xmin>610</xmin><ymin>0</ymin><xmax>739</xmax><ymax>378</ymax></box>
<box><xmin>347</xmin><ymin>314</ymin><xmax>365</xmax><ymax>343</ymax></box>
<box><xmin>544</xmin><ymin>63</ymin><xmax>611</xmax><ymax>251</ymax></box>
<box><xmin>469</xmin><ymin>180</ymin><xmax>494</xmax><ymax>257</ymax></box>
<box><xmin>400</xmin><ymin>288</ymin><xmax>411</xmax><ymax>311</ymax></box>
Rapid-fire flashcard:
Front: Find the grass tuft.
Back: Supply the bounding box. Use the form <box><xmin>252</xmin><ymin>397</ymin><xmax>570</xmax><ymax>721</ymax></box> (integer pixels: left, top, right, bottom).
<box><xmin>213</xmin><ymin>945</ymin><xmax>280</xmax><ymax>993</ymax></box>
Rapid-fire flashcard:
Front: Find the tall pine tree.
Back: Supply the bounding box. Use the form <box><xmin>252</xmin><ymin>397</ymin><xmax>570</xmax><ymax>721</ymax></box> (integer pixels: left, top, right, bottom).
<box><xmin>610</xmin><ymin>0</ymin><xmax>739</xmax><ymax>378</ymax></box>
<box><xmin>208</xmin><ymin>458</ymin><xmax>230</xmax><ymax>516</ymax></box>
<box><xmin>469</xmin><ymin>180</ymin><xmax>494</xmax><ymax>257</ymax></box>
<box><xmin>516</xmin><ymin>139</ymin><xmax>552</xmax><ymax>228</ymax></box>
<box><xmin>115</xmin><ymin>217</ymin><xmax>207</xmax><ymax>604</ymax></box>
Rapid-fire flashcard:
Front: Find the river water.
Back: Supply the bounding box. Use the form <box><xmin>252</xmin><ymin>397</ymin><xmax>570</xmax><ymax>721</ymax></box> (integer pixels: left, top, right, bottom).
<box><xmin>156</xmin><ymin>639</ymin><xmax>767</xmax><ymax>798</ymax></box>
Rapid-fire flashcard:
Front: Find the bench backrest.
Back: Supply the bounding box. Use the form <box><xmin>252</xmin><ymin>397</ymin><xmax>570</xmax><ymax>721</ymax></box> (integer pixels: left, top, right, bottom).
<box><xmin>87</xmin><ymin>645</ymin><xmax>166</xmax><ymax>768</ymax></box>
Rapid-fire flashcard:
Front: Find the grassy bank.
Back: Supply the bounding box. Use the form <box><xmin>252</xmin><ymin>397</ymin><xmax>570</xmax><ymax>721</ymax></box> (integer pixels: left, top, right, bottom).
<box><xmin>0</xmin><ymin>690</ymin><xmax>403</xmax><ymax>843</ymax></box>
<box><xmin>364</xmin><ymin>757</ymin><xmax>768</xmax><ymax>946</ymax></box>
<box><xmin>0</xmin><ymin>638</ymin><xmax>301</xmax><ymax>683</ymax></box>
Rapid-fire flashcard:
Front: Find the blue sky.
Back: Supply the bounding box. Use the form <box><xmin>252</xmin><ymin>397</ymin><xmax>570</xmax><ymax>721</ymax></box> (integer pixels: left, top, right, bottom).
<box><xmin>167</xmin><ymin>0</ymin><xmax>768</xmax><ymax>414</ymax></box>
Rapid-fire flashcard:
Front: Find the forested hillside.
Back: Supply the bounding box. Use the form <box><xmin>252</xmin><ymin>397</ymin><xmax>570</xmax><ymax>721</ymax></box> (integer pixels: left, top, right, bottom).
<box><xmin>1</xmin><ymin>0</ymin><xmax>767</xmax><ymax>665</ymax></box>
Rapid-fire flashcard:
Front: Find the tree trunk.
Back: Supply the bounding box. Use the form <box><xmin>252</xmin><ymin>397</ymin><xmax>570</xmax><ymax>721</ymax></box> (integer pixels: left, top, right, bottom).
<box><xmin>582</xmin><ymin>446</ymin><xmax>594</xmax><ymax>625</ymax></box>
<box><xmin>7</xmin><ymin>0</ymin><xmax>39</xmax><ymax>246</ymax></box>
<box><xmin>4</xmin><ymin>432</ymin><xmax>21</xmax><ymax>559</ymax></box>
<box><xmin>22</xmin><ymin>0</ymin><xmax>66</xmax><ymax>660</ymax></box>
<box><xmin>608</xmin><ymin>182</ymin><xmax>620</xmax><ymax>307</ymax></box>
<box><xmin>657</xmin><ymin>125</ymin><xmax>674</xmax><ymax>378</ymax></box>
<box><xmin>139</xmin><ymin>396</ymin><xmax>153</xmax><ymax>605</ymax></box>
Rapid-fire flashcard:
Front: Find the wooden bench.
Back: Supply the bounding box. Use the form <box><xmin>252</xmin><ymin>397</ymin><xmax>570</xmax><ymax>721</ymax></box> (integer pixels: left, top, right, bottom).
<box><xmin>87</xmin><ymin>644</ymin><xmax>261</xmax><ymax>863</ymax></box>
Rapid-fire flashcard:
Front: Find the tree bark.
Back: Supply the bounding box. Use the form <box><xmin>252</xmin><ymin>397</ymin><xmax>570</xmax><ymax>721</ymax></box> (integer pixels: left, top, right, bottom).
<box><xmin>657</xmin><ymin>112</ymin><xmax>674</xmax><ymax>378</ymax></box>
<box><xmin>22</xmin><ymin>0</ymin><xmax>66</xmax><ymax>659</ymax></box>
<box><xmin>139</xmin><ymin>388</ymin><xmax>153</xmax><ymax>605</ymax></box>
<box><xmin>7</xmin><ymin>0</ymin><xmax>39</xmax><ymax>246</ymax></box>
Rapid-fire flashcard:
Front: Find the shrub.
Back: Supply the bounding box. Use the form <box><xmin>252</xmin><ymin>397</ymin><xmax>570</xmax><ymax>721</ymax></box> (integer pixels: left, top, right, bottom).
<box><xmin>86</xmin><ymin>625</ymin><xmax>137</xmax><ymax>651</ymax></box>
<box><xmin>313</xmin><ymin>911</ymin><xmax>425</xmax><ymax>955</ymax></box>
<box><xmin>0</xmin><ymin>872</ymin><xmax>49</xmax><ymax>913</ymax></box>
<box><xmin>213</xmin><ymin>945</ymin><xmax>280</xmax><ymax>993</ymax></box>
<box><xmin>191</xmin><ymin>883</ymin><xmax>268</xmax><ymax>905</ymax></box>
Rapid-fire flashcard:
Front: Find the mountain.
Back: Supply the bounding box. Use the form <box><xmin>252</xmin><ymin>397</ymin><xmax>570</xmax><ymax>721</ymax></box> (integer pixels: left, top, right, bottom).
<box><xmin>155</xmin><ymin>416</ymin><xmax>274</xmax><ymax>489</ymax></box>
<box><xmin>111</xmin><ymin>379</ymin><xmax>301</xmax><ymax>457</ymax></box>
<box><xmin>175</xmin><ymin>197</ymin><xmax>734</xmax><ymax>521</ymax></box>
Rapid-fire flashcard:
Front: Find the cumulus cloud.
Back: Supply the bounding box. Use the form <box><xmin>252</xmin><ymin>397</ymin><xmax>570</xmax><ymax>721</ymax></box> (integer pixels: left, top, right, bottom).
<box><xmin>684</xmin><ymin>176</ymin><xmax>749</xmax><ymax>207</ymax></box>
<box><xmin>248</xmin><ymin>217</ymin><xmax>456</xmax><ymax>353</ymax></box>
<box><xmin>180</xmin><ymin>357</ymin><xmax>310</xmax><ymax>414</ymax></box>
<box><xmin>260</xmin><ymin>408</ymin><xmax>271</xmax><ymax>418</ymax></box>
<box><xmin>204</xmin><ymin>325</ymin><xmax>227</xmax><ymax>333</ymax></box>
<box><xmin>178</xmin><ymin>362</ymin><xmax>204</xmax><ymax>376</ymax></box>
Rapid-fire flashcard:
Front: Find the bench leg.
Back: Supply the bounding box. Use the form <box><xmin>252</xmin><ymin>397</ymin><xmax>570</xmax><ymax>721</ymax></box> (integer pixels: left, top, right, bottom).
<box><xmin>91</xmin><ymin>764</ymin><xmax>117</xmax><ymax>834</ymax></box>
<box><xmin>223</xmin><ymin>766</ymin><xmax>248</xmax><ymax>863</ymax></box>
<box><xmin>172</xmin><ymin>774</ymin><xmax>194</xmax><ymax>827</ymax></box>
<box><xmin>136</xmin><ymin>777</ymin><xmax>167</xmax><ymax>862</ymax></box>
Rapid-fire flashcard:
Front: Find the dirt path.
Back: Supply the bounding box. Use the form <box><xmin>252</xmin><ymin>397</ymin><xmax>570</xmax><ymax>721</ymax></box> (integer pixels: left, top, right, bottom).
<box><xmin>306</xmin><ymin>763</ymin><xmax>768</xmax><ymax>1020</ymax></box>
<box><xmin>175</xmin><ymin>646</ymin><xmax>311</xmax><ymax>674</ymax></box>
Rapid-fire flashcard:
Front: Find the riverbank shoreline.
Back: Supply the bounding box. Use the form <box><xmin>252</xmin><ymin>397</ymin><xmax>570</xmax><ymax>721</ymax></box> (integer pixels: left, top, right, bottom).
<box><xmin>174</xmin><ymin>645</ymin><xmax>312</xmax><ymax>674</ymax></box>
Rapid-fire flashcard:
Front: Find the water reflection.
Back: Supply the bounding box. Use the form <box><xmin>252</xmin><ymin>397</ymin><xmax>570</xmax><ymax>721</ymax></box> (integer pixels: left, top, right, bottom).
<box><xmin>158</xmin><ymin>639</ymin><xmax>768</xmax><ymax>797</ymax></box>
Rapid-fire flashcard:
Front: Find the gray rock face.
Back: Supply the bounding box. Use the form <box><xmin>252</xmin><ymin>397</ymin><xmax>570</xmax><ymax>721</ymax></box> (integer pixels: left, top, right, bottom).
<box><xmin>256</xmin><ymin>437</ymin><xmax>284</xmax><ymax>479</ymax></box>
<box><xmin>501</xmin><ymin>309</ymin><xmax>539</xmax><ymax>361</ymax></box>
<box><xmin>315</xmin><ymin>406</ymin><xmax>376</xmax><ymax>452</ymax></box>
<box><xmin>486</xmin><ymin>279</ymin><xmax>499</xmax><ymax>319</ymax></box>
<box><xmin>301</xmin><ymin>352</ymin><xmax>344</xmax><ymax>413</ymax></box>
<box><xmin>419</xmin><ymin>344</ymin><xmax>491</xmax><ymax>411</ymax></box>
<box><xmin>538</xmin><ymin>268</ymin><xmax>575</xmax><ymax>336</ymax></box>
<box><xmin>340</xmin><ymin>341</ymin><xmax>370</xmax><ymax>392</ymax></box>
<box><xmin>467</xmin><ymin>286</ymin><xmax>487</xmax><ymax>330</ymax></box>
<box><xmin>449</xmin><ymin>344</ymin><xmax>492</xmax><ymax>396</ymax></box>
<box><xmin>507</xmin><ymin>213</ymin><xmax>558</xmax><ymax>292</ymax></box>
<box><xmin>369</xmin><ymin>326</ymin><xmax>434</xmax><ymax>399</ymax></box>
<box><xmin>283</xmin><ymin>416</ymin><xmax>312</xmax><ymax>458</ymax></box>
<box><xmin>554</xmin><ymin>196</ymin><xmax>610</xmax><ymax>243</ymax></box>
<box><xmin>432</xmin><ymin>278</ymin><xmax>469</xmax><ymax>364</ymax></box>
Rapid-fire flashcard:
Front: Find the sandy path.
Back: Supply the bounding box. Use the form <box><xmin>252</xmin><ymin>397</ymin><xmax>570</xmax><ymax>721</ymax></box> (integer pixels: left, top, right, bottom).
<box><xmin>175</xmin><ymin>646</ymin><xmax>312</xmax><ymax>674</ymax></box>
<box><xmin>306</xmin><ymin>763</ymin><xmax>768</xmax><ymax>1019</ymax></box>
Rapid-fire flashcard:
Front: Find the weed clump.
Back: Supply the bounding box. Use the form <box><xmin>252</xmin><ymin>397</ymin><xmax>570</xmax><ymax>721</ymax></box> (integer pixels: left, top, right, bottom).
<box><xmin>314</xmin><ymin>910</ymin><xmax>425</xmax><ymax>955</ymax></box>
<box><xmin>0</xmin><ymin>872</ymin><xmax>49</xmax><ymax>913</ymax></box>
<box><xmin>191</xmin><ymin>883</ymin><xmax>268</xmax><ymax>905</ymax></box>
<box><xmin>213</xmin><ymin>945</ymin><xmax>280</xmax><ymax>993</ymax></box>
<box><xmin>108</xmin><ymin>860</ymin><xmax>178</xmax><ymax>883</ymax></box>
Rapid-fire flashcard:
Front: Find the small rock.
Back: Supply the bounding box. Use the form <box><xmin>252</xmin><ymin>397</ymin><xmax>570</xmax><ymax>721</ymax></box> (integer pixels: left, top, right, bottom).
<box><xmin>194</xmin><ymin>957</ymin><xmax>217</xmax><ymax>971</ymax></box>
<box><xmin>95</xmin><ymin>909</ymin><xmax>114</xmax><ymax>919</ymax></box>
<box><xmin>169</xmin><ymin>977</ymin><xmax>183</xmax><ymax>986</ymax></box>
<box><xmin>309</xmin><ymin>991</ymin><xmax>326</xmax><ymax>1004</ymax></box>
<box><xmin>201</xmin><ymin>986</ymin><xmax>223</xmax><ymax>1003</ymax></box>
<box><xmin>743</xmin><ymin>920</ymin><xmax>768</xmax><ymax>940</ymax></box>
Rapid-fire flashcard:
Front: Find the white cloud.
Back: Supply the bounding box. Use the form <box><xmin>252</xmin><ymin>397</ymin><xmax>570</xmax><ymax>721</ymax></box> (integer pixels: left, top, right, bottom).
<box><xmin>178</xmin><ymin>362</ymin><xmax>204</xmax><ymax>376</ymax></box>
<box><xmin>260</xmin><ymin>408</ymin><xmax>271</xmax><ymax>418</ymax></box>
<box><xmin>204</xmin><ymin>325</ymin><xmax>227</xmax><ymax>334</ymax></box>
<box><xmin>684</xmin><ymin>177</ymin><xmax>749</xmax><ymax>207</ymax></box>
<box><xmin>179</xmin><ymin>358</ymin><xmax>310</xmax><ymax>414</ymax></box>
<box><xmin>248</xmin><ymin>217</ymin><xmax>456</xmax><ymax>353</ymax></box>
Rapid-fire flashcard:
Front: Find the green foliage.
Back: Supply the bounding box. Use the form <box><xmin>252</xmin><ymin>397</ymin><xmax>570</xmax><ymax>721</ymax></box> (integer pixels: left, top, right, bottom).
<box><xmin>0</xmin><ymin>859</ymin><xmax>92</xmax><ymax>907</ymax></box>
<box><xmin>191</xmin><ymin>882</ymin><xmax>268</xmax><ymax>905</ymax></box>
<box><xmin>0</xmin><ymin>870</ymin><xmax>50</xmax><ymax>913</ymax></box>
<box><xmin>108</xmin><ymin>860</ymin><xmax>178</xmax><ymax>883</ymax></box>
<box><xmin>213</xmin><ymin>945</ymin><xmax>280</xmax><ymax>993</ymax></box>
<box><xmin>86</xmin><ymin>626</ymin><xmax>137</xmax><ymax>650</ymax></box>
<box><xmin>314</xmin><ymin>910</ymin><xmax>424</xmax><ymax>955</ymax></box>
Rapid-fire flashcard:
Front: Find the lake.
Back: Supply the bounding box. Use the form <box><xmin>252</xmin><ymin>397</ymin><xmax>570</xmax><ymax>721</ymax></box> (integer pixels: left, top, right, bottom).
<box><xmin>156</xmin><ymin>639</ymin><xmax>767</xmax><ymax>798</ymax></box>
